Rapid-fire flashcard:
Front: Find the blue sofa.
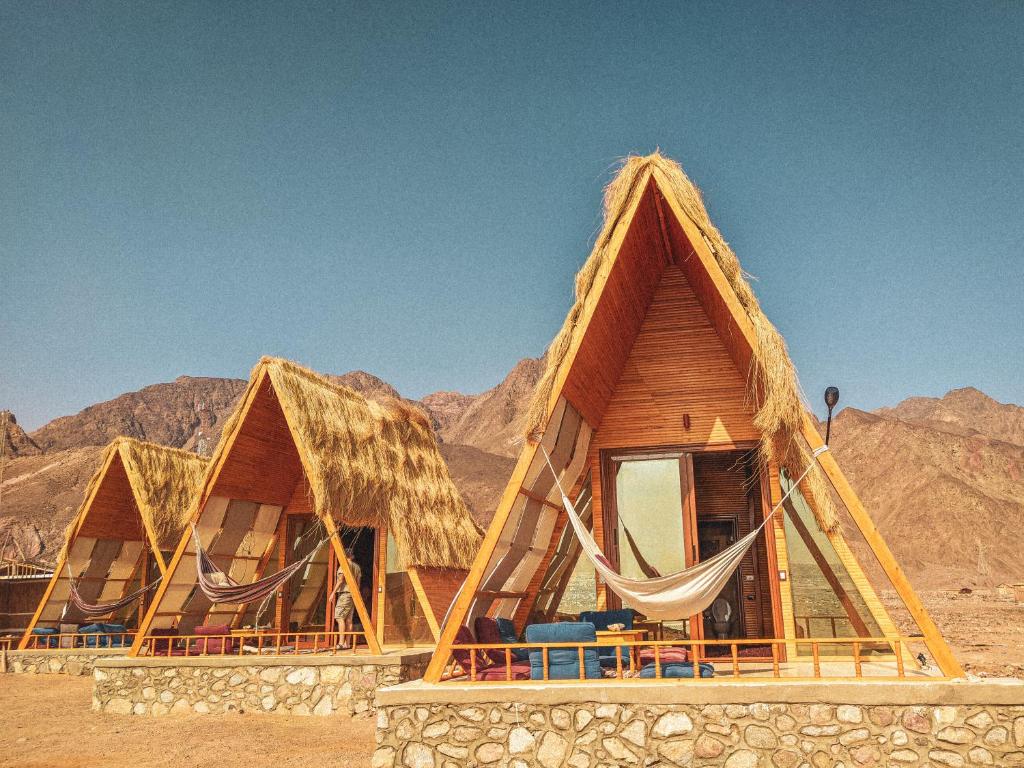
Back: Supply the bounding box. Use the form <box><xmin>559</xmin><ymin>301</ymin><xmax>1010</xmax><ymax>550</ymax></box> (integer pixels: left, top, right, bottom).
<box><xmin>525</xmin><ymin>622</ymin><xmax>602</xmax><ymax>680</ymax></box>
<box><xmin>79</xmin><ymin>623</ymin><xmax>129</xmax><ymax>647</ymax></box>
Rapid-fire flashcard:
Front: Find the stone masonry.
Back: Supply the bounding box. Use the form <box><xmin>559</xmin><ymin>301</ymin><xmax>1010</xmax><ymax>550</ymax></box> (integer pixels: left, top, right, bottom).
<box><xmin>92</xmin><ymin>651</ymin><xmax>430</xmax><ymax>717</ymax></box>
<box><xmin>374</xmin><ymin>681</ymin><xmax>1024</xmax><ymax>767</ymax></box>
<box><xmin>2</xmin><ymin>649</ymin><xmax>122</xmax><ymax>675</ymax></box>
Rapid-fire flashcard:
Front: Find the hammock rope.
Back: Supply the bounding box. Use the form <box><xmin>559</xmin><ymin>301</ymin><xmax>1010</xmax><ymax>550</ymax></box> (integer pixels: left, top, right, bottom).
<box><xmin>540</xmin><ymin>443</ymin><xmax>829</xmax><ymax>620</ymax></box>
<box><xmin>64</xmin><ymin>563</ymin><xmax>162</xmax><ymax>621</ymax></box>
<box><xmin>191</xmin><ymin>520</ymin><xmax>331</xmax><ymax>605</ymax></box>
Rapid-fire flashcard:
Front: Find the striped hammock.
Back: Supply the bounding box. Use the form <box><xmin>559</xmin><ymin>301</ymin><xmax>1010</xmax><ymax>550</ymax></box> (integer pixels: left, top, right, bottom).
<box><xmin>65</xmin><ymin>569</ymin><xmax>161</xmax><ymax>621</ymax></box>
<box><xmin>191</xmin><ymin>526</ymin><xmax>329</xmax><ymax>605</ymax></box>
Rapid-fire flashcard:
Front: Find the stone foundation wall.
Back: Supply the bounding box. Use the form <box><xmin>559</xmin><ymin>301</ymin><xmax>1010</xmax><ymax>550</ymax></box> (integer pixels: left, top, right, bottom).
<box><xmin>374</xmin><ymin>685</ymin><xmax>1024</xmax><ymax>768</ymax></box>
<box><xmin>2</xmin><ymin>649</ymin><xmax>121</xmax><ymax>675</ymax></box>
<box><xmin>92</xmin><ymin>653</ymin><xmax>430</xmax><ymax>717</ymax></box>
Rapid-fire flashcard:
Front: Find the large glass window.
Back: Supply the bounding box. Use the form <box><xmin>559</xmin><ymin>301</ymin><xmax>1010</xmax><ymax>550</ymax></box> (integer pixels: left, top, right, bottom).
<box><xmin>539</xmin><ymin>480</ymin><xmax>595</xmax><ymax>619</ymax></box>
<box><xmin>781</xmin><ymin>471</ymin><xmax>882</xmax><ymax>654</ymax></box>
<box><xmin>381</xmin><ymin>532</ymin><xmax>433</xmax><ymax>646</ymax></box>
<box><xmin>614</xmin><ymin>458</ymin><xmax>690</xmax><ymax>638</ymax></box>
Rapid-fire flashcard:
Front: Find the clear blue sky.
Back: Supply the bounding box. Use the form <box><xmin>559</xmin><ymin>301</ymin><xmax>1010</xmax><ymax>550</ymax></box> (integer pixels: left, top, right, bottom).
<box><xmin>2</xmin><ymin>2</ymin><xmax>1022</xmax><ymax>431</ymax></box>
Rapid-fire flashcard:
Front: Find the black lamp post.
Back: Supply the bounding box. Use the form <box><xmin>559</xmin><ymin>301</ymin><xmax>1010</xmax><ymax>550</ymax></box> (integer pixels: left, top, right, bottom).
<box><xmin>824</xmin><ymin>386</ymin><xmax>840</xmax><ymax>444</ymax></box>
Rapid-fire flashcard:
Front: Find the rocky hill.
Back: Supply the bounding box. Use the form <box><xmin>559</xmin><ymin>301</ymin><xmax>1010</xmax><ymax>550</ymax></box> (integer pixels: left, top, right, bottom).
<box><xmin>2</xmin><ymin>365</ymin><xmax>1022</xmax><ymax>590</ymax></box>
<box><xmin>828</xmin><ymin>388</ymin><xmax>1024</xmax><ymax>589</ymax></box>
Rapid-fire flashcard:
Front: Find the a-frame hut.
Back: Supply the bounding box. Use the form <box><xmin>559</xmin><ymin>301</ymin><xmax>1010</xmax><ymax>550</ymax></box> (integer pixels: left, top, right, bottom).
<box><xmin>19</xmin><ymin>438</ymin><xmax>207</xmax><ymax>647</ymax></box>
<box><xmin>130</xmin><ymin>357</ymin><xmax>481</xmax><ymax>656</ymax></box>
<box><xmin>426</xmin><ymin>153</ymin><xmax>961</xmax><ymax>681</ymax></box>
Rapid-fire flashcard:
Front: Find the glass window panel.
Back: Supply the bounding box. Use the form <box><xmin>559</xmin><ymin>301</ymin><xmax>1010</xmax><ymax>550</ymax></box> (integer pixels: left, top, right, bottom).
<box><xmin>781</xmin><ymin>470</ymin><xmax>882</xmax><ymax>655</ymax></box>
<box><xmin>614</xmin><ymin>458</ymin><xmax>690</xmax><ymax>637</ymax></box>
<box><xmin>382</xmin><ymin>530</ymin><xmax>433</xmax><ymax>646</ymax></box>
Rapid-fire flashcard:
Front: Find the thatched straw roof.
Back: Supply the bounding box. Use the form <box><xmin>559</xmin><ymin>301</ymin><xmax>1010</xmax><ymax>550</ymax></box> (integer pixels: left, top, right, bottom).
<box><xmin>212</xmin><ymin>357</ymin><xmax>481</xmax><ymax>570</ymax></box>
<box><xmin>524</xmin><ymin>152</ymin><xmax>838</xmax><ymax>532</ymax></box>
<box><xmin>66</xmin><ymin>438</ymin><xmax>209</xmax><ymax>552</ymax></box>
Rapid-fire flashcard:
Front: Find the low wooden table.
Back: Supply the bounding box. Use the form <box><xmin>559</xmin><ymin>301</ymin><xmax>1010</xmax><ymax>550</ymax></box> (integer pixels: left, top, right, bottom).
<box><xmin>596</xmin><ymin>629</ymin><xmax>648</xmax><ymax>669</ymax></box>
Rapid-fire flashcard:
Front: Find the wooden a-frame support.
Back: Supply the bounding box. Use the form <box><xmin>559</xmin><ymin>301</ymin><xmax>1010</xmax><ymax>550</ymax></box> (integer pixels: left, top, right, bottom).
<box><xmin>129</xmin><ymin>368</ymin><xmax>383</xmax><ymax>657</ymax></box>
<box><xmin>19</xmin><ymin>446</ymin><xmax>170</xmax><ymax>650</ymax></box>
<box><xmin>425</xmin><ymin>165</ymin><xmax>962</xmax><ymax>682</ymax></box>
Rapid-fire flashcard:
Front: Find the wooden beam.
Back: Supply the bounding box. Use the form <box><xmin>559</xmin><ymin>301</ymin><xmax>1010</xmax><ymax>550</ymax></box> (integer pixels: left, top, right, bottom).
<box><xmin>517</xmin><ymin>487</ymin><xmax>562</xmax><ymax>511</ymax></box>
<box><xmin>784</xmin><ymin>499</ymin><xmax>871</xmax><ymax>637</ymax></box>
<box><xmin>800</xmin><ymin>416</ymin><xmax>964</xmax><ymax>677</ymax></box>
<box><xmin>425</xmin><ymin>173</ymin><xmax>655</xmax><ymax>683</ymax></box>
<box><xmin>17</xmin><ymin>551</ymin><xmax>67</xmax><ymax>650</ymax></box>
<box><xmin>21</xmin><ymin>448</ymin><xmax>124</xmax><ymax>648</ymax></box>
<box><xmin>129</xmin><ymin>368</ymin><xmax>271</xmax><ymax>656</ymax></box>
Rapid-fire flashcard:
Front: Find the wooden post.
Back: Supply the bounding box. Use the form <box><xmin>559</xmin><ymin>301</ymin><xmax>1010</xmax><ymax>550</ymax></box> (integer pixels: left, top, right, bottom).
<box><xmin>800</xmin><ymin>415</ymin><xmax>964</xmax><ymax>678</ymax></box>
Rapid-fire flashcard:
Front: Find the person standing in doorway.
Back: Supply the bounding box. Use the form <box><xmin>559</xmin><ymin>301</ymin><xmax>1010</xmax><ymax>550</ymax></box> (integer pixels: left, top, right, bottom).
<box><xmin>332</xmin><ymin>549</ymin><xmax>362</xmax><ymax>649</ymax></box>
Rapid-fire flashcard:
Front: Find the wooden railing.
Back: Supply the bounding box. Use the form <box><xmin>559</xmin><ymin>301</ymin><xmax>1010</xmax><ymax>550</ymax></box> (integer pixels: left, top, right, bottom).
<box><xmin>0</xmin><ymin>636</ymin><xmax>15</xmax><ymax>652</ymax></box>
<box><xmin>136</xmin><ymin>630</ymin><xmax>369</xmax><ymax>658</ymax></box>
<box><xmin>440</xmin><ymin>636</ymin><xmax>925</xmax><ymax>683</ymax></box>
<box><xmin>0</xmin><ymin>561</ymin><xmax>53</xmax><ymax>578</ymax></box>
<box><xmin>21</xmin><ymin>632</ymin><xmax>136</xmax><ymax>651</ymax></box>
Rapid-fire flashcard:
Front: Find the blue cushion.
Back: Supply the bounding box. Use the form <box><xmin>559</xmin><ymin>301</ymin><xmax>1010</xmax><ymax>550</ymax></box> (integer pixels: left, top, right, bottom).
<box><xmin>638</xmin><ymin>661</ymin><xmax>715</xmax><ymax>679</ymax></box>
<box><xmin>579</xmin><ymin>610</ymin><xmax>634</xmax><ymax>667</ymax></box>
<box><xmin>31</xmin><ymin>627</ymin><xmax>58</xmax><ymax>648</ymax></box>
<box><xmin>525</xmin><ymin>622</ymin><xmax>601</xmax><ymax>680</ymax></box>
<box><xmin>78</xmin><ymin>623</ymin><xmax>109</xmax><ymax>647</ymax></box>
<box><xmin>102</xmin><ymin>623</ymin><xmax>128</xmax><ymax>647</ymax></box>
<box><xmin>495</xmin><ymin>618</ymin><xmax>529</xmax><ymax>661</ymax></box>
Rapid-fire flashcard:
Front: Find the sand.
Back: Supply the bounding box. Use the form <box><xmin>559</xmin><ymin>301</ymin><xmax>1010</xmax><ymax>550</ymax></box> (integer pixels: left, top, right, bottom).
<box><xmin>0</xmin><ymin>675</ymin><xmax>376</xmax><ymax>768</ymax></box>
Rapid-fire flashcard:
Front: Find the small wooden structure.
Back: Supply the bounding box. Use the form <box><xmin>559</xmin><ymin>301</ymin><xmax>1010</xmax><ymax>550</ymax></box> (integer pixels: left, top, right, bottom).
<box><xmin>426</xmin><ymin>153</ymin><xmax>962</xmax><ymax>683</ymax></box>
<box><xmin>19</xmin><ymin>439</ymin><xmax>207</xmax><ymax>648</ymax></box>
<box><xmin>129</xmin><ymin>357</ymin><xmax>481</xmax><ymax>656</ymax></box>
<box><xmin>1</xmin><ymin>560</ymin><xmax>53</xmax><ymax>634</ymax></box>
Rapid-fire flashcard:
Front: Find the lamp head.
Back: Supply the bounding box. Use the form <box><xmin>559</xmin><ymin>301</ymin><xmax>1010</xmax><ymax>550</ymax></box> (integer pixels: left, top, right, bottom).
<box><xmin>824</xmin><ymin>386</ymin><xmax>840</xmax><ymax>411</ymax></box>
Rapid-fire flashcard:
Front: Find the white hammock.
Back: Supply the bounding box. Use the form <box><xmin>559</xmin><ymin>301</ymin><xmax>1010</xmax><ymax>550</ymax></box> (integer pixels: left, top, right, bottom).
<box><xmin>541</xmin><ymin>445</ymin><xmax>828</xmax><ymax>621</ymax></box>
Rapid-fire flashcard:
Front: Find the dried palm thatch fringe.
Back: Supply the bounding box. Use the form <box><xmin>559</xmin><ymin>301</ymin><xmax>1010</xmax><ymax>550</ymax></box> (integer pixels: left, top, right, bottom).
<box><xmin>64</xmin><ymin>438</ymin><xmax>208</xmax><ymax>555</ymax></box>
<box><xmin>524</xmin><ymin>152</ymin><xmax>838</xmax><ymax>533</ymax></box>
<box><xmin>208</xmin><ymin>357</ymin><xmax>481</xmax><ymax>570</ymax></box>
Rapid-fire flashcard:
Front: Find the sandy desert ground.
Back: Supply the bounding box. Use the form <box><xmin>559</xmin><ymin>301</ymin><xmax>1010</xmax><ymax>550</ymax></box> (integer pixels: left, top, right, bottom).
<box><xmin>0</xmin><ymin>675</ymin><xmax>376</xmax><ymax>768</ymax></box>
<box><xmin>0</xmin><ymin>591</ymin><xmax>1021</xmax><ymax>768</ymax></box>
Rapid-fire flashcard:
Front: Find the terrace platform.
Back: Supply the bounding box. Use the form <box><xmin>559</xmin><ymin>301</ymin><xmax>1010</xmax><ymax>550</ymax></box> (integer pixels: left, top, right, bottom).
<box><xmin>373</xmin><ymin>676</ymin><xmax>1024</xmax><ymax>768</ymax></box>
<box><xmin>91</xmin><ymin>646</ymin><xmax>432</xmax><ymax>717</ymax></box>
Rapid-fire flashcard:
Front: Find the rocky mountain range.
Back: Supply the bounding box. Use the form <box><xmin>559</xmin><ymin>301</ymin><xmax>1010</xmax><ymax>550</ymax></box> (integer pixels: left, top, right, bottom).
<box><xmin>1</xmin><ymin>365</ymin><xmax>1021</xmax><ymax>590</ymax></box>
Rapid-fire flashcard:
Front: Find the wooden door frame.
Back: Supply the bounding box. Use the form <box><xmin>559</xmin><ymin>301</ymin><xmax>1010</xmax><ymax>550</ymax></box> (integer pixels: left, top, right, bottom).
<box><xmin>597</xmin><ymin>441</ymin><xmax>783</xmax><ymax>656</ymax></box>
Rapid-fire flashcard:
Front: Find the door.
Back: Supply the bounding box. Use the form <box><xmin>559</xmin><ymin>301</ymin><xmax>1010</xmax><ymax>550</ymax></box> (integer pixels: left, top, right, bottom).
<box><xmin>604</xmin><ymin>452</ymin><xmax>701</xmax><ymax>641</ymax></box>
<box><xmin>603</xmin><ymin>447</ymin><xmax>779</xmax><ymax>647</ymax></box>
<box><xmin>697</xmin><ymin>519</ymin><xmax>744</xmax><ymax>640</ymax></box>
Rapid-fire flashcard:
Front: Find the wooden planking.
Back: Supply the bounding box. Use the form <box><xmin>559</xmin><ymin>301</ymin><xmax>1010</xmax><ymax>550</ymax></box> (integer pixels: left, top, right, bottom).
<box><xmin>593</xmin><ymin>265</ymin><xmax>759</xmax><ymax>450</ymax></box>
<box><xmin>209</xmin><ymin>377</ymin><xmax>305</xmax><ymax>506</ymax></box>
<box><xmin>76</xmin><ymin>453</ymin><xmax>148</xmax><ymax>543</ymax></box>
<box><xmin>561</xmin><ymin>184</ymin><xmax>669</xmax><ymax>429</ymax></box>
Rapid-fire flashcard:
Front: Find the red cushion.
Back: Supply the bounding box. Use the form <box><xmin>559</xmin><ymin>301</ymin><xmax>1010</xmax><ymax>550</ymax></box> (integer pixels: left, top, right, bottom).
<box><xmin>473</xmin><ymin>617</ymin><xmax>506</xmax><ymax>665</ymax></box>
<box><xmin>189</xmin><ymin>625</ymin><xmax>235</xmax><ymax>655</ymax></box>
<box><xmin>638</xmin><ymin>647</ymin><xmax>689</xmax><ymax>665</ymax></box>
<box><xmin>451</xmin><ymin>626</ymin><xmax>479</xmax><ymax>671</ymax></box>
<box><xmin>472</xmin><ymin>661</ymin><xmax>531</xmax><ymax>681</ymax></box>
<box><xmin>194</xmin><ymin>624</ymin><xmax>231</xmax><ymax>635</ymax></box>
